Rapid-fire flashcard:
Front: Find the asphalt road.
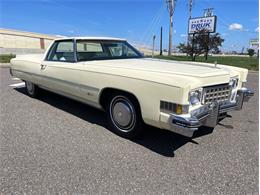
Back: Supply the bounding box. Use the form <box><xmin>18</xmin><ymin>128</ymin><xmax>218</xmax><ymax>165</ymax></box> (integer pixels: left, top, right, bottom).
<box><xmin>0</xmin><ymin>68</ymin><xmax>258</xmax><ymax>194</ymax></box>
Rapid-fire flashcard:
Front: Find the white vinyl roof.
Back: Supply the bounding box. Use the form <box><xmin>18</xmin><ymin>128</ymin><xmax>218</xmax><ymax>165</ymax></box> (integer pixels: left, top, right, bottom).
<box><xmin>55</xmin><ymin>36</ymin><xmax>127</xmax><ymax>41</ymax></box>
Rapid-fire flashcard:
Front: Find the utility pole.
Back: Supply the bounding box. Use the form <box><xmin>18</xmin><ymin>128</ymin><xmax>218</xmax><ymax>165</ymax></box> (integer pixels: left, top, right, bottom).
<box><xmin>241</xmin><ymin>47</ymin><xmax>245</xmax><ymax>54</ymax></box>
<box><xmin>203</xmin><ymin>8</ymin><xmax>214</xmax><ymax>61</ymax></box>
<box><xmin>188</xmin><ymin>0</ymin><xmax>193</xmax><ymax>19</ymax></box>
<box><xmin>160</xmin><ymin>26</ymin><xmax>163</xmax><ymax>55</ymax></box>
<box><xmin>152</xmin><ymin>35</ymin><xmax>156</xmax><ymax>58</ymax></box>
<box><xmin>166</xmin><ymin>0</ymin><xmax>176</xmax><ymax>56</ymax></box>
<box><xmin>187</xmin><ymin>0</ymin><xmax>193</xmax><ymax>45</ymax></box>
<box><xmin>204</xmin><ymin>8</ymin><xmax>214</xmax><ymax>17</ymax></box>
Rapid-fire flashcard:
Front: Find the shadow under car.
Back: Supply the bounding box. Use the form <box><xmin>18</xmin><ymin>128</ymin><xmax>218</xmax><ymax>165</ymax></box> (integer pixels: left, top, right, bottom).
<box><xmin>15</xmin><ymin>87</ymin><xmax>216</xmax><ymax>157</ymax></box>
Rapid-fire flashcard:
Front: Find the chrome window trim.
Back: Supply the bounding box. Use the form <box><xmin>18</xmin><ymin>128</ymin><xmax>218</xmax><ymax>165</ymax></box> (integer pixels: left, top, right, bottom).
<box><xmin>45</xmin><ymin>39</ymin><xmax>77</xmax><ymax>63</ymax></box>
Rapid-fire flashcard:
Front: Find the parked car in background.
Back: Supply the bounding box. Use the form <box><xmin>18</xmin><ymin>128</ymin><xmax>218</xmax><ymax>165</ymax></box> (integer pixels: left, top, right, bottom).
<box><xmin>10</xmin><ymin>37</ymin><xmax>254</xmax><ymax>138</ymax></box>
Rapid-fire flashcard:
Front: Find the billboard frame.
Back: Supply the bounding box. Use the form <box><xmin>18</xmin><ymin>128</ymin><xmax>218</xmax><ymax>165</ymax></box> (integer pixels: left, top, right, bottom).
<box><xmin>188</xmin><ymin>16</ymin><xmax>217</xmax><ymax>34</ymax></box>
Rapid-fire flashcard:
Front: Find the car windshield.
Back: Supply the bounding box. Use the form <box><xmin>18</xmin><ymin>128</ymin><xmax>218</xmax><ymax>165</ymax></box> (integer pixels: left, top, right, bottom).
<box><xmin>76</xmin><ymin>40</ymin><xmax>143</xmax><ymax>61</ymax></box>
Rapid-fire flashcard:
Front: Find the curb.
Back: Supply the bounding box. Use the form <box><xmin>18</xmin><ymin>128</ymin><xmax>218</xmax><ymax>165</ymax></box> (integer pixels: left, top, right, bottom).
<box><xmin>0</xmin><ymin>63</ymin><xmax>10</xmax><ymax>68</ymax></box>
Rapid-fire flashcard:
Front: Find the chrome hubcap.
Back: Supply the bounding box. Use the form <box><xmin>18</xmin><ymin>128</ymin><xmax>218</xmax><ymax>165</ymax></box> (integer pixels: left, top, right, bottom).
<box><xmin>110</xmin><ymin>97</ymin><xmax>135</xmax><ymax>132</ymax></box>
<box><xmin>113</xmin><ymin>102</ymin><xmax>132</xmax><ymax>127</ymax></box>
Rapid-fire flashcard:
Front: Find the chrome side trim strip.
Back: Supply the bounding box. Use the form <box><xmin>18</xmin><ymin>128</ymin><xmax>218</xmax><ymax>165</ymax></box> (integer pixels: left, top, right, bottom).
<box><xmin>38</xmin><ymin>85</ymin><xmax>102</xmax><ymax>110</ymax></box>
<box><xmin>12</xmin><ymin>69</ymin><xmax>100</xmax><ymax>93</ymax></box>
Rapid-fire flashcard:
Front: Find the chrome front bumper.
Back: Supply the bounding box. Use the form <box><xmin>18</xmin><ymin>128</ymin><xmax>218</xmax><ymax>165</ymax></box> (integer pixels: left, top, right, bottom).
<box><xmin>169</xmin><ymin>88</ymin><xmax>254</xmax><ymax>137</ymax></box>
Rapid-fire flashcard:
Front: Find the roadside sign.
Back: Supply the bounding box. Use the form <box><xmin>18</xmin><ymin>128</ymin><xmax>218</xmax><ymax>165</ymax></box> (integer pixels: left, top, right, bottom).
<box><xmin>250</xmin><ymin>39</ymin><xmax>259</xmax><ymax>46</ymax></box>
<box><xmin>188</xmin><ymin>16</ymin><xmax>217</xmax><ymax>34</ymax></box>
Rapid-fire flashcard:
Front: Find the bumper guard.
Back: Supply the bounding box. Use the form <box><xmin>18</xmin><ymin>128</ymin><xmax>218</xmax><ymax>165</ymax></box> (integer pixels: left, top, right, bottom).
<box><xmin>169</xmin><ymin>88</ymin><xmax>254</xmax><ymax>137</ymax></box>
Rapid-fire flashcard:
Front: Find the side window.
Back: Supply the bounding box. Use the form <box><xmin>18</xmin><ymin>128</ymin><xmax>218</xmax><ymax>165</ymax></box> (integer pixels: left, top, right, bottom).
<box><xmin>109</xmin><ymin>44</ymin><xmax>123</xmax><ymax>57</ymax></box>
<box><xmin>76</xmin><ymin>41</ymin><xmax>106</xmax><ymax>61</ymax></box>
<box><xmin>107</xmin><ymin>42</ymin><xmax>138</xmax><ymax>57</ymax></box>
<box><xmin>77</xmin><ymin>42</ymin><xmax>103</xmax><ymax>52</ymax></box>
<box><xmin>46</xmin><ymin>41</ymin><xmax>75</xmax><ymax>62</ymax></box>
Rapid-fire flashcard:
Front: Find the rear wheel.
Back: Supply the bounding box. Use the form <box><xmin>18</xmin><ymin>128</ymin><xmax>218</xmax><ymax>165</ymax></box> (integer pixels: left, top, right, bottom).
<box><xmin>106</xmin><ymin>94</ymin><xmax>143</xmax><ymax>139</ymax></box>
<box><xmin>25</xmin><ymin>81</ymin><xmax>39</xmax><ymax>97</ymax></box>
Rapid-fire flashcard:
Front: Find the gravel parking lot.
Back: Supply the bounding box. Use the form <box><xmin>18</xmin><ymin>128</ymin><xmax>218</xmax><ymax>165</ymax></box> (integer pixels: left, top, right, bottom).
<box><xmin>0</xmin><ymin>67</ymin><xmax>258</xmax><ymax>194</ymax></box>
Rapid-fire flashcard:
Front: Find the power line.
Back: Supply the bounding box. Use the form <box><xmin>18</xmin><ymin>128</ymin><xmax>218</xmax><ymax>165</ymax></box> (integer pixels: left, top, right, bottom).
<box><xmin>140</xmin><ymin>3</ymin><xmax>165</xmax><ymax>48</ymax></box>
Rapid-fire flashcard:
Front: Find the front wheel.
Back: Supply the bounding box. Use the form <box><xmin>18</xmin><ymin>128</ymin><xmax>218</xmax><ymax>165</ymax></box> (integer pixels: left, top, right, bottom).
<box><xmin>106</xmin><ymin>94</ymin><xmax>143</xmax><ymax>139</ymax></box>
<box><xmin>25</xmin><ymin>81</ymin><xmax>39</xmax><ymax>97</ymax></box>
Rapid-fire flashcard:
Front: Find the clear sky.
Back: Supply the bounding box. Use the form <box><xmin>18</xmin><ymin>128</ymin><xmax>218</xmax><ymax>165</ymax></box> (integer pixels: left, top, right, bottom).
<box><xmin>0</xmin><ymin>0</ymin><xmax>259</xmax><ymax>52</ymax></box>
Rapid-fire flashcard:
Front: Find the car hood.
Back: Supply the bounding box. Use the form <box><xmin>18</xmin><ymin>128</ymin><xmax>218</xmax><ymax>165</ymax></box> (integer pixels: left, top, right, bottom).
<box><xmin>82</xmin><ymin>58</ymin><xmax>245</xmax><ymax>89</ymax></box>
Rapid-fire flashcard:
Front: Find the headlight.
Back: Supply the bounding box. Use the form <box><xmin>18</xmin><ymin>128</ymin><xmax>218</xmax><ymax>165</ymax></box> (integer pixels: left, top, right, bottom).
<box><xmin>189</xmin><ymin>88</ymin><xmax>203</xmax><ymax>106</ymax></box>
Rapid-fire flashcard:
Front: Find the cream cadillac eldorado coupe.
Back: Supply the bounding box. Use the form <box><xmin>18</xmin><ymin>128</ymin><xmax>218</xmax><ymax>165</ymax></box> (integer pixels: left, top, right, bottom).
<box><xmin>10</xmin><ymin>37</ymin><xmax>254</xmax><ymax>138</ymax></box>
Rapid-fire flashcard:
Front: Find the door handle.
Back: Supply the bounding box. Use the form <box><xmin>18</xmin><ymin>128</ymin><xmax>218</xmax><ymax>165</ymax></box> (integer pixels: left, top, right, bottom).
<box><xmin>41</xmin><ymin>64</ymin><xmax>46</xmax><ymax>70</ymax></box>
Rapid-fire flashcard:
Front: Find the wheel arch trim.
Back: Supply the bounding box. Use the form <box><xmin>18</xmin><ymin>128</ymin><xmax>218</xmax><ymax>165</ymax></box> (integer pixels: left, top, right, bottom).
<box><xmin>99</xmin><ymin>87</ymin><xmax>143</xmax><ymax>117</ymax></box>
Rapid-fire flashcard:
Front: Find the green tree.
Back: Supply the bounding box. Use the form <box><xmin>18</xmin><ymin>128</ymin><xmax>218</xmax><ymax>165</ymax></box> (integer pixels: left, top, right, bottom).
<box><xmin>247</xmin><ymin>49</ymin><xmax>255</xmax><ymax>57</ymax></box>
<box><xmin>177</xmin><ymin>30</ymin><xmax>224</xmax><ymax>61</ymax></box>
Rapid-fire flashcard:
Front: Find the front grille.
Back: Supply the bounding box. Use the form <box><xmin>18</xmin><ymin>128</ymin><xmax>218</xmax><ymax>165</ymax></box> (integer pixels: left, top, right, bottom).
<box><xmin>202</xmin><ymin>84</ymin><xmax>231</xmax><ymax>104</ymax></box>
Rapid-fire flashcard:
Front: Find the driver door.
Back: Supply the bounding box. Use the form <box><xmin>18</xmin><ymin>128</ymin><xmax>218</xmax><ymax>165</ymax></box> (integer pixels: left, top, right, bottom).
<box><xmin>40</xmin><ymin>40</ymin><xmax>84</xmax><ymax>98</ymax></box>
